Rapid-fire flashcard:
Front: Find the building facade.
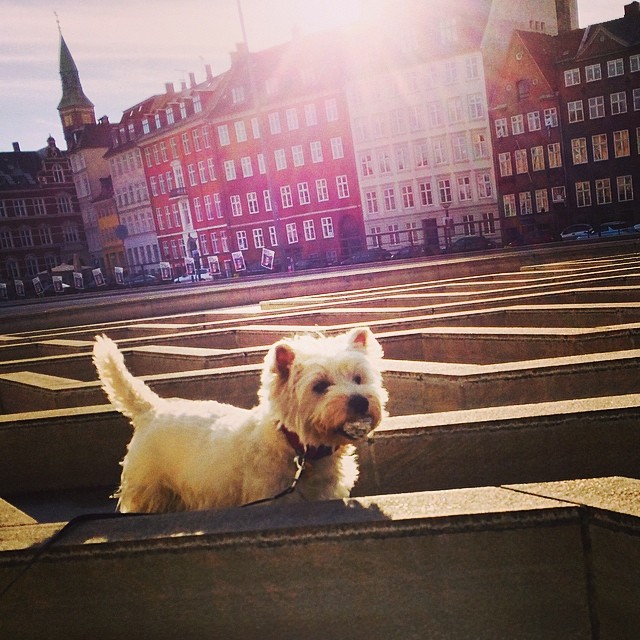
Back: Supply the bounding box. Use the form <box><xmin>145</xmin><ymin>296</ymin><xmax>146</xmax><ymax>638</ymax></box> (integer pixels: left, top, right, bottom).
<box><xmin>0</xmin><ymin>137</ymin><xmax>84</xmax><ymax>293</ymax></box>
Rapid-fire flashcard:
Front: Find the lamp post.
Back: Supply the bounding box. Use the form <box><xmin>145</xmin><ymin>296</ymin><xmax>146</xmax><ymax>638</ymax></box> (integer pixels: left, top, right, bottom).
<box><xmin>442</xmin><ymin>202</ymin><xmax>452</xmax><ymax>249</ymax></box>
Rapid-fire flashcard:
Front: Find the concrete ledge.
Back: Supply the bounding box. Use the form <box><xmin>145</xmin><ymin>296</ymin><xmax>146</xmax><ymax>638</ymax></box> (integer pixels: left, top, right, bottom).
<box><xmin>1</xmin><ymin>478</ymin><xmax>639</xmax><ymax>639</ymax></box>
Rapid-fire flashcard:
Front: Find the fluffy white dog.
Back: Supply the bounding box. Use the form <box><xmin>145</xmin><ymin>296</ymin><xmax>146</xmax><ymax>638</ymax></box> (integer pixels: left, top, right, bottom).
<box><xmin>93</xmin><ymin>327</ymin><xmax>387</xmax><ymax>513</ymax></box>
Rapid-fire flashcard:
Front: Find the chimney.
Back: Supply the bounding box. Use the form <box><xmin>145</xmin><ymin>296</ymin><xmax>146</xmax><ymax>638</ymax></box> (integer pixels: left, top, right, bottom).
<box><xmin>205</xmin><ymin>63</ymin><xmax>213</xmax><ymax>80</ymax></box>
<box><xmin>625</xmin><ymin>2</ymin><xmax>640</xmax><ymax>17</ymax></box>
<box><xmin>98</xmin><ymin>115</ymin><xmax>110</xmax><ymax>124</ymax></box>
<box><xmin>165</xmin><ymin>82</ymin><xmax>175</xmax><ymax>94</ymax></box>
<box><xmin>181</xmin><ymin>80</ymin><xmax>187</xmax><ymax>91</ymax></box>
<box><xmin>189</xmin><ymin>72</ymin><xmax>196</xmax><ymax>88</ymax></box>
<box><xmin>12</xmin><ymin>142</ymin><xmax>20</xmax><ymax>152</ymax></box>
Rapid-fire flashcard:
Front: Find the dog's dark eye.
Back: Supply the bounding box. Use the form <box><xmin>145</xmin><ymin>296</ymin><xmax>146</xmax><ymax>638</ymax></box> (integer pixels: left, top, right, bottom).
<box><xmin>353</xmin><ymin>375</ymin><xmax>362</xmax><ymax>385</ymax></box>
<box><xmin>313</xmin><ymin>380</ymin><xmax>331</xmax><ymax>394</ymax></box>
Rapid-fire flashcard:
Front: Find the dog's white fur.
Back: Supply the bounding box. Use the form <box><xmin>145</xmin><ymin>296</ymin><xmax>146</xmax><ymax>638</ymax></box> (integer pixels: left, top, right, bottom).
<box><xmin>93</xmin><ymin>328</ymin><xmax>387</xmax><ymax>513</ymax></box>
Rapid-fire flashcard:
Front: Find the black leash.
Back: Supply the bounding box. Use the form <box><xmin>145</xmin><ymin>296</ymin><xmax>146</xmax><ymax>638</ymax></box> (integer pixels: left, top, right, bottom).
<box><xmin>1</xmin><ymin>455</ymin><xmax>307</xmax><ymax>601</ymax></box>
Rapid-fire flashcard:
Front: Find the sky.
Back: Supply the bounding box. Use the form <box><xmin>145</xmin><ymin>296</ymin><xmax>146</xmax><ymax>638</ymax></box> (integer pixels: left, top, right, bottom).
<box><xmin>0</xmin><ymin>0</ymin><xmax>633</xmax><ymax>153</ymax></box>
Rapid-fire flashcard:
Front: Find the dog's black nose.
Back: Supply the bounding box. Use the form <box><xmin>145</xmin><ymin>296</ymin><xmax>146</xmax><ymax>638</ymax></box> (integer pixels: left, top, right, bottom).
<box><xmin>348</xmin><ymin>394</ymin><xmax>369</xmax><ymax>415</ymax></box>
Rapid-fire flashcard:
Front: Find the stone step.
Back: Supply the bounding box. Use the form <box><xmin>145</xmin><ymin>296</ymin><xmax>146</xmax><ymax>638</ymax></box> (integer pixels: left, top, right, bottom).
<box><xmin>0</xmin><ymin>477</ymin><xmax>638</xmax><ymax>639</ymax></box>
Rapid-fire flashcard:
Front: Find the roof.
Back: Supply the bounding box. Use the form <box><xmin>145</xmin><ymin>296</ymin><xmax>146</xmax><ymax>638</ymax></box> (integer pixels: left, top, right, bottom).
<box><xmin>57</xmin><ymin>34</ymin><xmax>94</xmax><ymax>111</ymax></box>
<box><xmin>0</xmin><ymin>151</ymin><xmax>42</xmax><ymax>190</ymax></box>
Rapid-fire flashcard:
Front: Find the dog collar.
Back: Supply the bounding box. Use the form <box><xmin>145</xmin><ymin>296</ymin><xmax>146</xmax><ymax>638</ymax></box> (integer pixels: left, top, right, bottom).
<box><xmin>279</xmin><ymin>424</ymin><xmax>335</xmax><ymax>461</ymax></box>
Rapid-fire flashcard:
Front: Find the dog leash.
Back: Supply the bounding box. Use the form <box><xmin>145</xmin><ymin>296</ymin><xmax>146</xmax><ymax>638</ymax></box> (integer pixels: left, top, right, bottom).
<box><xmin>241</xmin><ymin>453</ymin><xmax>307</xmax><ymax>507</ymax></box>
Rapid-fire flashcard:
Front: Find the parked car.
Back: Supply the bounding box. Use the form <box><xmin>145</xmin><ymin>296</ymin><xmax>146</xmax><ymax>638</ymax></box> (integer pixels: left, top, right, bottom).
<box><xmin>125</xmin><ymin>273</ymin><xmax>158</xmax><ymax>286</ymax></box>
<box><xmin>560</xmin><ymin>224</ymin><xmax>593</xmax><ymax>241</ymax></box>
<box><xmin>589</xmin><ymin>221</ymin><xmax>635</xmax><ymax>238</ymax></box>
<box><xmin>441</xmin><ymin>236</ymin><xmax>497</xmax><ymax>254</ymax></box>
<box><xmin>173</xmin><ymin>269</ymin><xmax>212</xmax><ymax>283</ymax></box>
<box><xmin>294</xmin><ymin>256</ymin><xmax>328</xmax><ymax>270</ymax></box>
<box><xmin>340</xmin><ymin>247</ymin><xmax>392</xmax><ymax>265</ymax></box>
<box><xmin>391</xmin><ymin>245</ymin><xmax>427</xmax><ymax>260</ymax></box>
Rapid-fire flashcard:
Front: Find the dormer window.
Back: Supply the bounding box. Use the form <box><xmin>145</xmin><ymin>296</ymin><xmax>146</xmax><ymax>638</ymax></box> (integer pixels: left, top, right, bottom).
<box><xmin>193</xmin><ymin>95</ymin><xmax>202</xmax><ymax>112</ymax></box>
<box><xmin>166</xmin><ymin>107</ymin><xmax>175</xmax><ymax>124</ymax></box>
<box><xmin>180</xmin><ymin>102</ymin><xmax>187</xmax><ymax>119</ymax></box>
<box><xmin>231</xmin><ymin>86</ymin><xmax>245</xmax><ymax>104</ymax></box>
<box><xmin>516</xmin><ymin>79</ymin><xmax>530</xmax><ymax>101</ymax></box>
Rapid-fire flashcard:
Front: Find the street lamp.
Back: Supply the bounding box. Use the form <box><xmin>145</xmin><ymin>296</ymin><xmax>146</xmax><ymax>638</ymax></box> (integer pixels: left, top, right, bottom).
<box><xmin>441</xmin><ymin>202</ymin><xmax>452</xmax><ymax>248</ymax></box>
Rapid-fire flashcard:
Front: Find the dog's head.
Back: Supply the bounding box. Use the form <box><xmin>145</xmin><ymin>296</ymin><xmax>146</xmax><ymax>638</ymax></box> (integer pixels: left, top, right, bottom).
<box><xmin>260</xmin><ymin>327</ymin><xmax>388</xmax><ymax>448</ymax></box>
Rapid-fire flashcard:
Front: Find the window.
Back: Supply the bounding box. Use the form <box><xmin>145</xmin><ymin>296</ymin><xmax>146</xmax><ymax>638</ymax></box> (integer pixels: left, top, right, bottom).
<box><xmin>467</xmin><ymin>94</ymin><xmax>484</xmax><ymax>120</ymax></box>
<box><xmin>193</xmin><ymin>197</ymin><xmax>203</xmax><ymax>222</ymax></box>
<box><xmin>268</xmin><ymin>226</ymin><xmax>278</xmax><ymax>247</ymax></box>
<box><xmin>564</xmin><ymin>68</ymin><xmax>581</xmax><ymax>86</ymax></box>
<box><xmin>249</xmin><ymin>228</ymin><xmax>263</xmax><ymax>250</ymax></box>
<box><xmin>443</xmin><ymin>59</ymin><xmax>457</xmax><ymax>83</ymax></box>
<box><xmin>330</xmin><ymin>137</ymin><xmax>344</xmax><ymax>159</ymax></box>
<box><xmin>198</xmin><ymin>160</ymin><xmax>207</xmax><ymax>183</ymax></box>
<box><xmin>298</xmin><ymin>182</ymin><xmax>310</xmax><ymax>205</ymax></box>
<box><xmin>188</xmin><ymin>164</ymin><xmax>197</xmax><ymax>186</ymax></box>
<box><xmin>336</xmin><ymin>175</ymin><xmax>349</xmax><ymax>199</ymax></box>
<box><xmin>316</xmin><ymin>179</ymin><xmax>329</xmax><ymax>202</ymax></box>
<box><xmin>268</xmin><ymin>112</ymin><xmax>281</xmax><ymax>134</ymax></box>
<box><xmin>325</xmin><ymin>98</ymin><xmax>338</xmax><ymax>122</ymax></box>
<box><xmin>617</xmin><ymin>175</ymin><xmax>633</xmax><ymax>201</ymax></box>
<box><xmin>286</xmin><ymin>223</ymin><xmax>299</xmax><ymax>244</ymax></box>
<box><xmin>519</xmin><ymin>192</ymin><xmax>533</xmax><ymax>215</ymax></box>
<box><xmin>274</xmin><ymin>149</ymin><xmax>287</xmax><ymax>171</ymax></box>
<box><xmin>286</xmin><ymin>108</ymin><xmax>299</xmax><ymax>130</ymax></box>
<box><xmin>231</xmin><ymin>86</ymin><xmax>245</xmax><ymax>104</ymax></box>
<box><xmin>515</xmin><ymin>149</ymin><xmax>528</xmax><ymax>174</ymax></box>
<box><xmin>207</xmin><ymin>158</ymin><xmax>216</xmax><ymax>181</ymax></box>
<box><xmin>395</xmin><ymin>146</ymin><xmax>409</xmax><ymax>171</ymax></box>
<box><xmin>236</xmin><ymin>231</ymin><xmax>248</xmax><ymax>251</ymax></box>
<box><xmin>466</xmin><ymin>56</ymin><xmax>479</xmax><ymax>80</ymax></box>
<box><xmin>247</xmin><ymin>192</ymin><xmax>259</xmax><ymax>214</ymax></box>
<box><xmin>383</xmin><ymin>186</ymin><xmax>396</xmax><ymax>211</ymax></box>
<box><xmin>251</xmin><ymin>118</ymin><xmax>260</xmax><ymax>139</ymax></box>
<box><xmin>511</xmin><ymin>114</ymin><xmax>524</xmax><ymax>135</ymax></box>
<box><xmin>631</xmin><ymin>54</ymin><xmax>640</xmax><ymax>73</ymax></box>
<box><xmin>548</xmin><ymin>143</ymin><xmax>562</xmax><ymax>168</ymax></box>
<box><xmin>517</xmin><ymin>79</ymin><xmax>530</xmax><ymax>101</ymax></box>
<box><xmin>571</xmin><ymin>138</ymin><xmax>588</xmax><ymax>164</ymax></box>
<box><xmin>428</xmin><ymin>102</ymin><xmax>444</xmax><ymax>127</ymax></box>
<box><xmin>303</xmin><ymin>220</ymin><xmax>316</xmax><ymax>241</ymax></box>
<box><xmin>471</xmin><ymin>132</ymin><xmax>488</xmax><ymax>159</ymax></box>
<box><xmin>419</xmin><ymin>181</ymin><xmax>434</xmax><ymax>206</ymax></box>
<box><xmin>192</xmin><ymin>129</ymin><xmax>201</xmax><ymax>152</ymax></box>
<box><xmin>614</xmin><ymin>130</ymin><xmax>630</xmax><ymax>157</ymax></box>
<box><xmin>457</xmin><ymin>176</ymin><xmax>472</xmax><ymax>201</ymax></box>
<box><xmin>321</xmin><ymin>217</ymin><xmax>334</xmax><ymax>238</ymax></box>
<box><xmin>503</xmin><ymin>194</ymin><xmax>516</xmax><ymax>217</ymax></box>
<box><xmin>451</xmin><ymin>133</ymin><xmax>468</xmax><ymax>162</ymax></box>
<box><xmin>263</xmin><ymin>190</ymin><xmax>273</xmax><ymax>211</ymax></box>
<box><xmin>438</xmin><ymin>179</ymin><xmax>452</xmax><ymax>204</ymax></box>
<box><xmin>234</xmin><ymin>121</ymin><xmax>247</xmax><ymax>142</ymax></box>
<box><xmin>552</xmin><ymin>186</ymin><xmax>566</xmax><ymax>203</ymax></box>
<box><xmin>361</xmin><ymin>153</ymin><xmax>374</xmax><ymax>176</ymax></box>
<box><xmin>447</xmin><ymin>97</ymin><xmax>464</xmax><ymax>124</ymax></box>
<box><xmin>495</xmin><ymin>118</ymin><xmax>508</xmax><ymax>138</ymax></box>
<box><xmin>432</xmin><ymin>138</ymin><xmax>447</xmax><ymax>165</ymax></box>
<box><xmin>390</xmin><ymin>108</ymin><xmax>406</xmax><ymax>135</ymax></box>
<box><xmin>611</xmin><ymin>92</ymin><xmax>627</xmax><ymax>115</ymax></box>
<box><xmin>378</xmin><ymin>149</ymin><xmax>392</xmax><ymax>173</ymax></box>
<box><xmin>535</xmin><ymin>189</ymin><xmax>549</xmax><ymax>213</ymax></box>
<box><xmin>543</xmin><ymin>108</ymin><xmax>558</xmax><ymax>128</ymax></box>
<box><xmin>401</xmin><ymin>184</ymin><xmax>415</xmax><ymax>208</ymax></box>
<box><xmin>585</xmin><ymin>63</ymin><xmax>602</xmax><ymax>82</ymax></box>
<box><xmin>310</xmin><ymin>141</ymin><xmax>323</xmax><ymax>163</ymax></box>
<box><xmin>588</xmin><ymin>96</ymin><xmax>605</xmax><ymax>119</ymax></box>
<box><xmin>568</xmin><ymin>100</ymin><xmax>584</xmax><ymax>123</ymax></box>
<box><xmin>224</xmin><ymin>160</ymin><xmax>236</xmax><ymax>181</ymax></box>
<box><xmin>634</xmin><ymin>88</ymin><xmax>640</xmax><ymax>111</ymax></box>
<box><xmin>498</xmin><ymin>152</ymin><xmax>512</xmax><ymax>177</ymax></box>
<box><xmin>576</xmin><ymin>181</ymin><xmax>592</xmax><ymax>207</ymax></box>
<box><xmin>527</xmin><ymin>111</ymin><xmax>541</xmax><ymax>131</ymax></box>
<box><xmin>280</xmin><ymin>185</ymin><xmax>293</xmax><ymax>208</ymax></box>
<box><xmin>531</xmin><ymin>146</ymin><xmax>545</xmax><ymax>171</ymax></box>
<box><xmin>304</xmin><ymin>103</ymin><xmax>318</xmax><ymax>126</ymax></box>
<box><xmin>477</xmin><ymin>173</ymin><xmax>493</xmax><ymax>199</ymax></box>
<box><xmin>230</xmin><ymin>195</ymin><xmax>242</xmax><ymax>216</ymax></box>
<box><xmin>292</xmin><ymin>145</ymin><xmax>305</xmax><ymax>167</ymax></box>
<box><xmin>592</xmin><ymin>134</ymin><xmax>609</xmax><ymax>161</ymax></box>
<box><xmin>595</xmin><ymin>179</ymin><xmax>612</xmax><ymax>205</ymax></box>
<box><xmin>607</xmin><ymin>58</ymin><xmax>624</xmax><ymax>77</ymax></box>
<box><xmin>365</xmin><ymin>191</ymin><xmax>379</xmax><ymax>214</ymax></box>
<box><xmin>218</xmin><ymin>125</ymin><xmax>230</xmax><ymax>146</ymax></box>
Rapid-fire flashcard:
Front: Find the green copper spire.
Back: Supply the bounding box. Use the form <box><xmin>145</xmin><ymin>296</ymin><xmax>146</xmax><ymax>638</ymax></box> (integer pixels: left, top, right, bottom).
<box><xmin>57</xmin><ymin>33</ymin><xmax>94</xmax><ymax>111</ymax></box>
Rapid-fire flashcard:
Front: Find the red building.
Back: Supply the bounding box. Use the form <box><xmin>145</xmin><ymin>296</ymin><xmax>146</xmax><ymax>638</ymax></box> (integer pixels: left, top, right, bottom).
<box><xmin>488</xmin><ymin>31</ymin><xmax>566</xmax><ymax>245</ymax></box>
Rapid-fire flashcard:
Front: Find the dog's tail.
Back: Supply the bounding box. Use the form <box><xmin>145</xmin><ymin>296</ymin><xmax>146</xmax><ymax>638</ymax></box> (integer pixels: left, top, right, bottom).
<box><xmin>93</xmin><ymin>335</ymin><xmax>159</xmax><ymax>421</ymax></box>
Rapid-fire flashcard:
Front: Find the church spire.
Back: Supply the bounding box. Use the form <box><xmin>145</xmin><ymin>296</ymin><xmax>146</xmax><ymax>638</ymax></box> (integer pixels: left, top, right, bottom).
<box><xmin>56</xmin><ymin>27</ymin><xmax>96</xmax><ymax>149</ymax></box>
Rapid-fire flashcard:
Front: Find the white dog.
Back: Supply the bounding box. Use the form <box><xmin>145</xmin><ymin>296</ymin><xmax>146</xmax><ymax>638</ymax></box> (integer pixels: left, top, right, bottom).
<box><xmin>93</xmin><ymin>328</ymin><xmax>387</xmax><ymax>513</ymax></box>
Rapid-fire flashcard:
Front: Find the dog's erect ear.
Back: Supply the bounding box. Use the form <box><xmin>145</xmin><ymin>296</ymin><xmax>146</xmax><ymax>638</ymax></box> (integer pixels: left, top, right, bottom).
<box><xmin>274</xmin><ymin>343</ymin><xmax>295</xmax><ymax>380</ymax></box>
<box><xmin>346</xmin><ymin>327</ymin><xmax>384</xmax><ymax>359</ymax></box>
<box><xmin>347</xmin><ymin>327</ymin><xmax>372</xmax><ymax>351</ymax></box>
